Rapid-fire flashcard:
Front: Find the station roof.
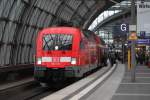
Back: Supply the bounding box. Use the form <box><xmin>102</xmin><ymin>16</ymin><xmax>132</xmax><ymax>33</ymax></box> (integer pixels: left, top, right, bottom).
<box><xmin>0</xmin><ymin>0</ymin><xmax>122</xmax><ymax>65</ymax></box>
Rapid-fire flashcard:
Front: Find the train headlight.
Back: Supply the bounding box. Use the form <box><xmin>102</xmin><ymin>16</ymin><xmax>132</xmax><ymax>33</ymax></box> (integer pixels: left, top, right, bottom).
<box><xmin>37</xmin><ymin>58</ymin><xmax>42</xmax><ymax>64</ymax></box>
<box><xmin>71</xmin><ymin>58</ymin><xmax>76</xmax><ymax>65</ymax></box>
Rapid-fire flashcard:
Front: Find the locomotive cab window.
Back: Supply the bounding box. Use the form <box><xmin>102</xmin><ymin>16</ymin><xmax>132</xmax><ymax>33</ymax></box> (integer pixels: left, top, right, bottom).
<box><xmin>43</xmin><ymin>34</ymin><xmax>73</xmax><ymax>51</ymax></box>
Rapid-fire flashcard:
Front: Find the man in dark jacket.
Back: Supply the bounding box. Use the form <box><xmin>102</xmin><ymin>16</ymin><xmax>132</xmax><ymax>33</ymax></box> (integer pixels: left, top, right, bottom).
<box><xmin>109</xmin><ymin>52</ymin><xmax>116</xmax><ymax>66</ymax></box>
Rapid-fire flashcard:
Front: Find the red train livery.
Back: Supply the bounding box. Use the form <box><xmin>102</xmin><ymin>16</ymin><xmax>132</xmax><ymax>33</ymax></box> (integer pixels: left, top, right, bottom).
<box><xmin>34</xmin><ymin>26</ymin><xmax>107</xmax><ymax>83</ymax></box>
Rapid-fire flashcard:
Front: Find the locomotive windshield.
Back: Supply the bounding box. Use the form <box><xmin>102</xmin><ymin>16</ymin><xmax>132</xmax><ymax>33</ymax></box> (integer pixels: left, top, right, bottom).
<box><xmin>43</xmin><ymin>34</ymin><xmax>73</xmax><ymax>51</ymax></box>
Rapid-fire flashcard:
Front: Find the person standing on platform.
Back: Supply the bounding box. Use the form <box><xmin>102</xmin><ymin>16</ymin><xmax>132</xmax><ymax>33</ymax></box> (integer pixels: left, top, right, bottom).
<box><xmin>109</xmin><ymin>52</ymin><xmax>116</xmax><ymax>67</ymax></box>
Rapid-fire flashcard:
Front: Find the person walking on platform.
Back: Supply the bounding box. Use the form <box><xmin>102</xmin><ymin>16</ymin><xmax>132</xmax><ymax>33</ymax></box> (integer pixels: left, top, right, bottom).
<box><xmin>102</xmin><ymin>52</ymin><xmax>108</xmax><ymax>66</ymax></box>
<box><xmin>145</xmin><ymin>52</ymin><xmax>149</xmax><ymax>65</ymax></box>
<box><xmin>109</xmin><ymin>52</ymin><xmax>116</xmax><ymax>67</ymax></box>
<box><xmin>138</xmin><ymin>51</ymin><xmax>145</xmax><ymax>65</ymax></box>
<box><xmin>136</xmin><ymin>53</ymin><xmax>139</xmax><ymax>64</ymax></box>
<box><xmin>141</xmin><ymin>52</ymin><xmax>145</xmax><ymax>65</ymax></box>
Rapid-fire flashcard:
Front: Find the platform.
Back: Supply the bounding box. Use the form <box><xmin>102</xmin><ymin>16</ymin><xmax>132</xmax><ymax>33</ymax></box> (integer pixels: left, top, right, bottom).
<box><xmin>112</xmin><ymin>65</ymin><xmax>150</xmax><ymax>100</ymax></box>
<box><xmin>85</xmin><ymin>64</ymin><xmax>150</xmax><ymax>100</ymax></box>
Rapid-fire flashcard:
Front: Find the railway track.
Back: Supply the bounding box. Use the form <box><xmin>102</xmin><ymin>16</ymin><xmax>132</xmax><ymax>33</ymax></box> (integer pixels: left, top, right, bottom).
<box><xmin>0</xmin><ymin>77</ymin><xmax>77</xmax><ymax>100</ymax></box>
<box><xmin>0</xmin><ymin>78</ymin><xmax>39</xmax><ymax>100</ymax></box>
<box><xmin>0</xmin><ymin>65</ymin><xmax>106</xmax><ymax>100</ymax></box>
<box><xmin>0</xmin><ymin>64</ymin><xmax>76</xmax><ymax>100</ymax></box>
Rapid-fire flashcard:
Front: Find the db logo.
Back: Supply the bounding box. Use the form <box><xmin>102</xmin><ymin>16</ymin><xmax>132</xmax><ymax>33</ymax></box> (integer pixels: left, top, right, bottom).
<box><xmin>52</xmin><ymin>57</ymin><xmax>60</xmax><ymax>62</ymax></box>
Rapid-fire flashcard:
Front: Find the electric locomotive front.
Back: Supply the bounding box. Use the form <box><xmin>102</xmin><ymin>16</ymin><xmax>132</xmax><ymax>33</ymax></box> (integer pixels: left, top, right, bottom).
<box><xmin>34</xmin><ymin>27</ymin><xmax>82</xmax><ymax>82</ymax></box>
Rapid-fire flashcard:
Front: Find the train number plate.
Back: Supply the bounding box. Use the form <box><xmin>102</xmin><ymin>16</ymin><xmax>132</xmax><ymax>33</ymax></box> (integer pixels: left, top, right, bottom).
<box><xmin>52</xmin><ymin>57</ymin><xmax>60</xmax><ymax>62</ymax></box>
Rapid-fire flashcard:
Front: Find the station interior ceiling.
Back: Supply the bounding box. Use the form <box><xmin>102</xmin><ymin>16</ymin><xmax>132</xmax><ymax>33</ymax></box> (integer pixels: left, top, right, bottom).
<box><xmin>0</xmin><ymin>0</ymin><xmax>123</xmax><ymax>66</ymax></box>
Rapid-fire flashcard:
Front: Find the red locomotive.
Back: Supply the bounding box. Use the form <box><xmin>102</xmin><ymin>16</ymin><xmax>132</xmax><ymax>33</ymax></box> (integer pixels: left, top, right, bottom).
<box><xmin>34</xmin><ymin>26</ymin><xmax>107</xmax><ymax>83</ymax></box>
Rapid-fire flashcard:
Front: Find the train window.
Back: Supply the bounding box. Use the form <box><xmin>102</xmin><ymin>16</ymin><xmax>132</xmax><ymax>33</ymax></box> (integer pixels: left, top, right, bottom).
<box><xmin>82</xmin><ymin>30</ymin><xmax>95</xmax><ymax>42</ymax></box>
<box><xmin>80</xmin><ymin>39</ymin><xmax>85</xmax><ymax>49</ymax></box>
<box><xmin>43</xmin><ymin>34</ymin><xmax>73</xmax><ymax>51</ymax></box>
<box><xmin>82</xmin><ymin>30</ymin><xmax>91</xmax><ymax>39</ymax></box>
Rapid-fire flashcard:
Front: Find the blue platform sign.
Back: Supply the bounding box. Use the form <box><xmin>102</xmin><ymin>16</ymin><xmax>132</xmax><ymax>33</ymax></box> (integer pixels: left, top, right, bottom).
<box><xmin>137</xmin><ymin>39</ymin><xmax>150</xmax><ymax>45</ymax></box>
<box><xmin>128</xmin><ymin>39</ymin><xmax>150</xmax><ymax>45</ymax></box>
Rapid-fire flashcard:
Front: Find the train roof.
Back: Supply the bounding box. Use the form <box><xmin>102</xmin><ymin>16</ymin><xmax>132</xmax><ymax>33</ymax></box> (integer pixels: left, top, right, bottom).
<box><xmin>39</xmin><ymin>26</ymin><xmax>81</xmax><ymax>34</ymax></box>
<box><xmin>82</xmin><ymin>29</ymin><xmax>105</xmax><ymax>44</ymax></box>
